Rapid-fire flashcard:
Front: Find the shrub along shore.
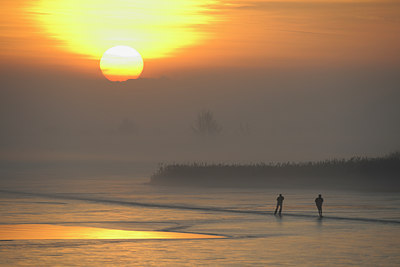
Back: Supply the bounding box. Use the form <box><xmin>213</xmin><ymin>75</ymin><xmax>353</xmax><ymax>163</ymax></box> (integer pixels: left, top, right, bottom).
<box><xmin>150</xmin><ymin>152</ymin><xmax>400</xmax><ymax>191</ymax></box>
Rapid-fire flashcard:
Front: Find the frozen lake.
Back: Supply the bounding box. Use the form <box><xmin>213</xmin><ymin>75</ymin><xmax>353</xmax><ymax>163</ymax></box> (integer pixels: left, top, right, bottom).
<box><xmin>0</xmin><ymin>175</ymin><xmax>399</xmax><ymax>266</ymax></box>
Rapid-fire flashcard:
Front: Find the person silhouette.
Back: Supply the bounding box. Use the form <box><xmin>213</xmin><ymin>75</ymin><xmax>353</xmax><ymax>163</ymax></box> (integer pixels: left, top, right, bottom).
<box><xmin>315</xmin><ymin>194</ymin><xmax>324</xmax><ymax>217</ymax></box>
<box><xmin>274</xmin><ymin>194</ymin><xmax>284</xmax><ymax>215</ymax></box>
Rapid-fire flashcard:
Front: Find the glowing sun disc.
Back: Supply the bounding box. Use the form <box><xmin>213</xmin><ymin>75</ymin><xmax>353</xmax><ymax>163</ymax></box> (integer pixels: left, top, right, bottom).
<box><xmin>100</xmin><ymin>46</ymin><xmax>144</xmax><ymax>82</ymax></box>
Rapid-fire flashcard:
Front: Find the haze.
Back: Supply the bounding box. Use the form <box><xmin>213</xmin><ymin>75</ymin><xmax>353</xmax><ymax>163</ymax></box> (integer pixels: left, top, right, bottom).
<box><xmin>1</xmin><ymin>0</ymin><xmax>399</xmax><ymax>166</ymax></box>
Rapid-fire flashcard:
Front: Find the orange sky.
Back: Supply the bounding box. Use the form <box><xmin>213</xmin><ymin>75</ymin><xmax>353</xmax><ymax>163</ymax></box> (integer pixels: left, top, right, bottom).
<box><xmin>1</xmin><ymin>0</ymin><xmax>399</xmax><ymax>78</ymax></box>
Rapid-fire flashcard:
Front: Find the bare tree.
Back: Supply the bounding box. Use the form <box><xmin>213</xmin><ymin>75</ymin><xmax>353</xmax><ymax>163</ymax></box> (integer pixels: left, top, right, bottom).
<box><xmin>118</xmin><ymin>118</ymin><xmax>136</xmax><ymax>134</ymax></box>
<box><xmin>238</xmin><ymin>122</ymin><xmax>251</xmax><ymax>136</ymax></box>
<box><xmin>192</xmin><ymin>110</ymin><xmax>222</xmax><ymax>136</ymax></box>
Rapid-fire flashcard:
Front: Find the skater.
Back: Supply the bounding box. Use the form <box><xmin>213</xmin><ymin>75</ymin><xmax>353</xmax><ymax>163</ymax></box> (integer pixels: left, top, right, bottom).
<box><xmin>274</xmin><ymin>194</ymin><xmax>284</xmax><ymax>215</ymax></box>
<box><xmin>315</xmin><ymin>194</ymin><xmax>324</xmax><ymax>217</ymax></box>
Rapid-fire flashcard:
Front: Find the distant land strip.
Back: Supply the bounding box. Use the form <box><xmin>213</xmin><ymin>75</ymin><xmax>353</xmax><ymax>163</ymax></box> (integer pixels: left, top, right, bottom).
<box><xmin>150</xmin><ymin>153</ymin><xmax>400</xmax><ymax>191</ymax></box>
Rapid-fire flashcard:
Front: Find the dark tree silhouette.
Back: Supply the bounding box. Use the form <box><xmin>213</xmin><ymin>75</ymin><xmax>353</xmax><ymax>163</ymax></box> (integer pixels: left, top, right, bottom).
<box><xmin>192</xmin><ymin>110</ymin><xmax>222</xmax><ymax>136</ymax></box>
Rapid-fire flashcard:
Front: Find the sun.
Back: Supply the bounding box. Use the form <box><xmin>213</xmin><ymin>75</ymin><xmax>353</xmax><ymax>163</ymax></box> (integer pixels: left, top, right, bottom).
<box><xmin>100</xmin><ymin>46</ymin><xmax>144</xmax><ymax>82</ymax></box>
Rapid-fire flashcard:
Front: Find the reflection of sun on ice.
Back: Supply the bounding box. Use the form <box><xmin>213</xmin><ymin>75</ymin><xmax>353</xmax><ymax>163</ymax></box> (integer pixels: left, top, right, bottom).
<box><xmin>0</xmin><ymin>224</ymin><xmax>223</xmax><ymax>240</ymax></box>
<box><xmin>100</xmin><ymin>46</ymin><xmax>144</xmax><ymax>82</ymax></box>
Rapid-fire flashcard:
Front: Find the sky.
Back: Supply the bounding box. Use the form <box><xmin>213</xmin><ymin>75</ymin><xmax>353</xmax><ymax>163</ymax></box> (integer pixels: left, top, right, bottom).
<box><xmin>1</xmin><ymin>0</ymin><xmax>399</xmax><ymax>165</ymax></box>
